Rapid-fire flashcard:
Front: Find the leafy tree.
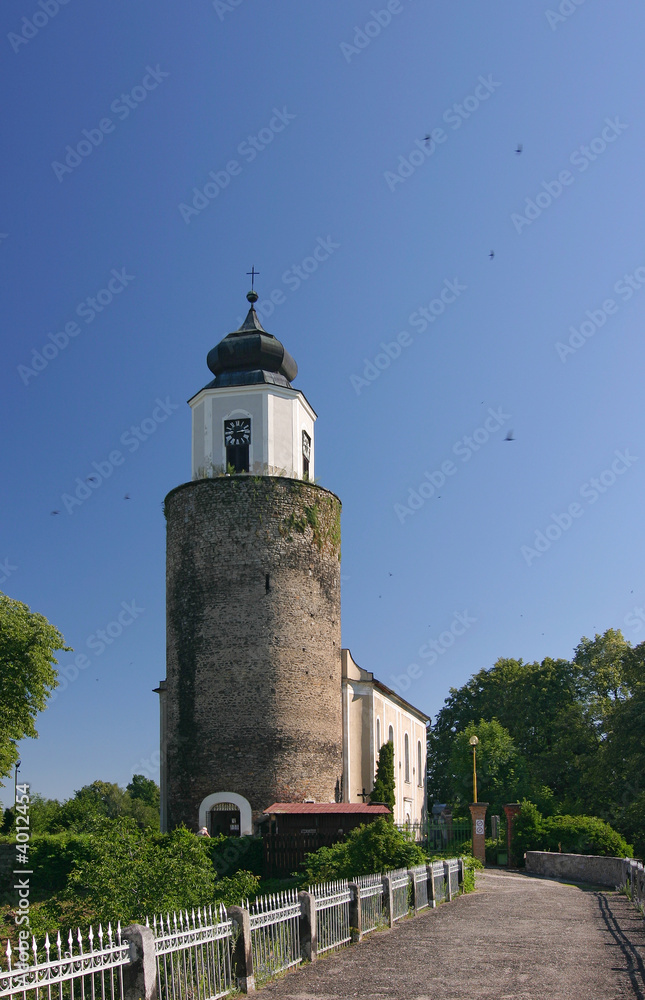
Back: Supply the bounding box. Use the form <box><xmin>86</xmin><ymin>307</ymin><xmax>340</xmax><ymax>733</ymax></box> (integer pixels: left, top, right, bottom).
<box><xmin>59</xmin><ymin>819</ymin><xmax>258</xmax><ymax>927</ymax></box>
<box><xmin>448</xmin><ymin>719</ymin><xmax>534</xmax><ymax>817</ymax></box>
<box><xmin>0</xmin><ymin>592</ymin><xmax>68</xmax><ymax>781</ymax></box>
<box><xmin>127</xmin><ymin>774</ymin><xmax>159</xmax><ymax>808</ymax></box>
<box><xmin>370</xmin><ymin>741</ymin><xmax>395</xmax><ymax>816</ymax></box>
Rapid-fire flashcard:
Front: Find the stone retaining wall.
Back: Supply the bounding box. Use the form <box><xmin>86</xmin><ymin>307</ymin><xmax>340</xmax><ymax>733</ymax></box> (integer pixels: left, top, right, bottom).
<box><xmin>525</xmin><ymin>851</ymin><xmax>626</xmax><ymax>887</ymax></box>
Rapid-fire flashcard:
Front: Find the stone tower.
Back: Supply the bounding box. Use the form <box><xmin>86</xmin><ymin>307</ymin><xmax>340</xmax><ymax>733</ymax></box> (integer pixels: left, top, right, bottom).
<box><xmin>158</xmin><ymin>291</ymin><xmax>342</xmax><ymax>834</ymax></box>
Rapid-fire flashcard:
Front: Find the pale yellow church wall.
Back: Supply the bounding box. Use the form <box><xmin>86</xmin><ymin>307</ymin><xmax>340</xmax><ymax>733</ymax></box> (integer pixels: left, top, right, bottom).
<box><xmin>341</xmin><ymin>649</ymin><xmax>427</xmax><ymax>827</ymax></box>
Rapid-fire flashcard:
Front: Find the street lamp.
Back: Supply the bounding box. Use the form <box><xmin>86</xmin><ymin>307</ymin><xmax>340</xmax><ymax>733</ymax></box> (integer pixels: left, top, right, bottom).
<box><xmin>14</xmin><ymin>759</ymin><xmax>21</xmax><ymax>810</ymax></box>
<box><xmin>469</xmin><ymin>736</ymin><xmax>479</xmax><ymax>803</ymax></box>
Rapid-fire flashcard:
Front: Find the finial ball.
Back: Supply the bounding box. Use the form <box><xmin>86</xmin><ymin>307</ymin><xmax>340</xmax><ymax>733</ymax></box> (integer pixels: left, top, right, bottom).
<box><xmin>247</xmin><ymin>290</ymin><xmax>259</xmax><ymax>303</ymax></box>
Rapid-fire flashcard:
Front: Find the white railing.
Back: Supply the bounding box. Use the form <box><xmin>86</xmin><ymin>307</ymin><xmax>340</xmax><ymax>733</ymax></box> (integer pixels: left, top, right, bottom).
<box><xmin>148</xmin><ymin>906</ymin><xmax>233</xmax><ymax>1000</ymax></box>
<box><xmin>1</xmin><ymin>858</ymin><xmax>466</xmax><ymax>999</ymax></box>
<box><xmin>622</xmin><ymin>858</ymin><xmax>645</xmax><ymax>912</ymax></box>
<box><xmin>432</xmin><ymin>860</ymin><xmax>447</xmax><ymax>903</ymax></box>
<box><xmin>0</xmin><ymin>925</ymin><xmax>128</xmax><ymax>1000</ymax></box>
<box><xmin>311</xmin><ymin>880</ymin><xmax>351</xmax><ymax>954</ymax></box>
<box><xmin>355</xmin><ymin>873</ymin><xmax>385</xmax><ymax>932</ymax></box>
<box><xmin>248</xmin><ymin>890</ymin><xmax>301</xmax><ymax>986</ymax></box>
<box><xmin>387</xmin><ymin>868</ymin><xmax>411</xmax><ymax>921</ymax></box>
<box><xmin>409</xmin><ymin>864</ymin><xmax>430</xmax><ymax>910</ymax></box>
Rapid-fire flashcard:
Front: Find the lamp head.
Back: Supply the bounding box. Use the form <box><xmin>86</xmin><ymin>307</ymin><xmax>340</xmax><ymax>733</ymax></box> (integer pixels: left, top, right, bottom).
<box><xmin>469</xmin><ymin>736</ymin><xmax>479</xmax><ymax>747</ymax></box>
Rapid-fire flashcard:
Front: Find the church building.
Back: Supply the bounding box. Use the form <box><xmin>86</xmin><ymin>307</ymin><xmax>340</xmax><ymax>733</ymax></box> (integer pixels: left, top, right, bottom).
<box><xmin>157</xmin><ymin>288</ymin><xmax>429</xmax><ymax>836</ymax></box>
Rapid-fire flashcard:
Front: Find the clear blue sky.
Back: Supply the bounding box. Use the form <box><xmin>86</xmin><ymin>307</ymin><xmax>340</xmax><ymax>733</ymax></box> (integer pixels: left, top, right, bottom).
<box><xmin>2</xmin><ymin>0</ymin><xmax>645</xmax><ymax>805</ymax></box>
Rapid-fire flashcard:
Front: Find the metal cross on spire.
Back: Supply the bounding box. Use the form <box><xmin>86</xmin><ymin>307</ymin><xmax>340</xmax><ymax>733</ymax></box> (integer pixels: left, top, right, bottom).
<box><xmin>246</xmin><ymin>266</ymin><xmax>260</xmax><ymax>291</ymax></box>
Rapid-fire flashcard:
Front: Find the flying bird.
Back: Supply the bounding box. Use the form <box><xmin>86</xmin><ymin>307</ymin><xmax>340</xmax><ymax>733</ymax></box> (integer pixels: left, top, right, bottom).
<box><xmin>87</xmin><ymin>476</ymin><xmax>99</xmax><ymax>484</ymax></box>
<box><xmin>489</xmin><ymin>251</ymin><xmax>495</xmax><ymax>260</ymax></box>
<box><xmin>388</xmin><ymin>572</ymin><xmax>393</xmax><ymax>577</ymax></box>
<box><xmin>505</xmin><ymin>431</ymin><xmax>515</xmax><ymax>441</ymax></box>
<box><xmin>124</xmin><ymin>494</ymin><xmax>132</xmax><ymax>500</ymax></box>
<box><xmin>423</xmin><ymin>134</ymin><xmax>432</xmax><ymax>143</ymax></box>
<box><xmin>515</xmin><ymin>144</ymin><xmax>523</xmax><ymax>155</ymax></box>
<box><xmin>50</xmin><ymin>510</ymin><xmax>60</xmax><ymax>515</ymax></box>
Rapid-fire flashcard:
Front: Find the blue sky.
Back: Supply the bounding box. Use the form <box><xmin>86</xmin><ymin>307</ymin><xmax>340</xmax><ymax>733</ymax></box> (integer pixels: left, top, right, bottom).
<box><xmin>2</xmin><ymin>0</ymin><xmax>645</xmax><ymax>804</ymax></box>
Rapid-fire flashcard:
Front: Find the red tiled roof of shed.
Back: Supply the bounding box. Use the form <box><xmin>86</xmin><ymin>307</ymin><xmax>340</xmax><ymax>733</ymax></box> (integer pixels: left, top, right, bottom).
<box><xmin>264</xmin><ymin>802</ymin><xmax>390</xmax><ymax>815</ymax></box>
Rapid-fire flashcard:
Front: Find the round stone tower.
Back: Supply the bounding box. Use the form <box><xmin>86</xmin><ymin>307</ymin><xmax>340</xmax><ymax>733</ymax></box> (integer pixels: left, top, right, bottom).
<box><xmin>159</xmin><ymin>291</ymin><xmax>342</xmax><ymax>834</ymax></box>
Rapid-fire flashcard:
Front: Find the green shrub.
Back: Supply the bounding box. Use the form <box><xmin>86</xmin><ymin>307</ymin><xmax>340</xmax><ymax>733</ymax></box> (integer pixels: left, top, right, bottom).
<box><xmin>208</xmin><ymin>835</ymin><xmax>264</xmax><ymax>877</ymax></box>
<box><xmin>512</xmin><ymin>801</ymin><xmax>632</xmax><ymax>862</ymax></box>
<box><xmin>301</xmin><ymin>818</ymin><xmax>426</xmax><ymax>884</ymax></box>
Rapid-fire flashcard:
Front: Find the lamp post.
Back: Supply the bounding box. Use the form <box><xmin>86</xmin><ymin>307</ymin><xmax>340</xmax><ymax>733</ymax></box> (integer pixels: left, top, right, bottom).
<box><xmin>14</xmin><ymin>759</ymin><xmax>21</xmax><ymax>810</ymax></box>
<box><xmin>469</xmin><ymin>735</ymin><xmax>479</xmax><ymax>803</ymax></box>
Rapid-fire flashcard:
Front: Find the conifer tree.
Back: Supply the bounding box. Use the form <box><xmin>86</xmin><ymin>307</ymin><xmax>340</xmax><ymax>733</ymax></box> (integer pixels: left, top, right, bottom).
<box><xmin>370</xmin><ymin>740</ymin><xmax>395</xmax><ymax>818</ymax></box>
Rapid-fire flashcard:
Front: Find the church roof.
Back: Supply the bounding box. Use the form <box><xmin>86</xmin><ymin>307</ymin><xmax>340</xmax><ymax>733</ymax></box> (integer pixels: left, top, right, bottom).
<box><xmin>264</xmin><ymin>803</ymin><xmax>391</xmax><ymax>815</ymax></box>
<box><xmin>205</xmin><ymin>290</ymin><xmax>298</xmax><ymax>388</ymax></box>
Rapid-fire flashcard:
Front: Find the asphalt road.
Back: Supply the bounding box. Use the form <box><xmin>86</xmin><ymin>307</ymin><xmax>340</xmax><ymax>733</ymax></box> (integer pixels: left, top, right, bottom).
<box><xmin>255</xmin><ymin>869</ymin><xmax>645</xmax><ymax>1000</ymax></box>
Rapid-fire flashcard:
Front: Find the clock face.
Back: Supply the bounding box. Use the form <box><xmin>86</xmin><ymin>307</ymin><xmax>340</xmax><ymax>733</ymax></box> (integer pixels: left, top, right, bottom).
<box><xmin>302</xmin><ymin>431</ymin><xmax>311</xmax><ymax>460</ymax></box>
<box><xmin>225</xmin><ymin>418</ymin><xmax>251</xmax><ymax>446</ymax></box>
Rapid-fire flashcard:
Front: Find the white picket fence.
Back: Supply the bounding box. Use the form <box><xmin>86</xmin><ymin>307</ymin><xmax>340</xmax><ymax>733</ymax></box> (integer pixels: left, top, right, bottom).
<box><xmin>1</xmin><ymin>859</ymin><xmax>465</xmax><ymax>999</ymax></box>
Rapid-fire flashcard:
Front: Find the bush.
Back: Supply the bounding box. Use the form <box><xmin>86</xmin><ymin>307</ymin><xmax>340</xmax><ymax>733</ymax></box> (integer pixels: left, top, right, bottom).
<box><xmin>512</xmin><ymin>800</ymin><xmax>632</xmax><ymax>862</ymax></box>
<box><xmin>301</xmin><ymin>818</ymin><xmax>426</xmax><ymax>884</ymax></box>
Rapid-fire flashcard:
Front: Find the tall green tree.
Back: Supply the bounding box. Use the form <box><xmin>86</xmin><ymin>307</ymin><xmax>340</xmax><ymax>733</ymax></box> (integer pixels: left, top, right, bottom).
<box><xmin>370</xmin><ymin>741</ymin><xmax>395</xmax><ymax>816</ymax></box>
<box><xmin>0</xmin><ymin>592</ymin><xmax>68</xmax><ymax>782</ymax></box>
<box><xmin>448</xmin><ymin>719</ymin><xmax>535</xmax><ymax>817</ymax></box>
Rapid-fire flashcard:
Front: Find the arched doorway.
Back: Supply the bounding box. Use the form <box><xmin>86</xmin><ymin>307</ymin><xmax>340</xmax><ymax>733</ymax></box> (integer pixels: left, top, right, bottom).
<box><xmin>208</xmin><ymin>801</ymin><xmax>241</xmax><ymax>837</ymax></box>
<box><xmin>198</xmin><ymin>792</ymin><xmax>253</xmax><ymax>836</ymax></box>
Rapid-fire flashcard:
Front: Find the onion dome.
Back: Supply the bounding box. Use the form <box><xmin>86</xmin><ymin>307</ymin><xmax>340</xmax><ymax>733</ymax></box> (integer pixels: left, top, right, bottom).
<box><xmin>205</xmin><ymin>291</ymin><xmax>298</xmax><ymax>388</ymax></box>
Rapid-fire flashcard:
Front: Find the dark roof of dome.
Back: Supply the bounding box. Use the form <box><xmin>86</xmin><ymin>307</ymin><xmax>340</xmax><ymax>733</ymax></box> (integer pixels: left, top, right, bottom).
<box><xmin>205</xmin><ymin>292</ymin><xmax>298</xmax><ymax>388</ymax></box>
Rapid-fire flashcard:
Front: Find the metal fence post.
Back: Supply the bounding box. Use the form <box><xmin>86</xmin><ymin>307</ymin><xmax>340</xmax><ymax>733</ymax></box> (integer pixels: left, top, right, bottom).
<box><xmin>228</xmin><ymin>905</ymin><xmax>255</xmax><ymax>994</ymax></box>
<box><xmin>443</xmin><ymin>861</ymin><xmax>453</xmax><ymax>902</ymax></box>
<box><xmin>121</xmin><ymin>924</ymin><xmax>158</xmax><ymax>1000</ymax></box>
<box><xmin>382</xmin><ymin>874</ymin><xmax>394</xmax><ymax>928</ymax></box>
<box><xmin>299</xmin><ymin>890</ymin><xmax>317</xmax><ymax>963</ymax></box>
<box><xmin>408</xmin><ymin>871</ymin><xmax>419</xmax><ymax>916</ymax></box>
<box><xmin>348</xmin><ymin>882</ymin><xmax>362</xmax><ymax>942</ymax></box>
<box><xmin>427</xmin><ymin>864</ymin><xmax>437</xmax><ymax>908</ymax></box>
<box><xmin>458</xmin><ymin>857</ymin><xmax>465</xmax><ymax>891</ymax></box>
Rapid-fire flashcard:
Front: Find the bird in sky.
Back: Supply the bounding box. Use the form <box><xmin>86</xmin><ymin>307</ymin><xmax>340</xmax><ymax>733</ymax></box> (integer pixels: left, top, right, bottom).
<box><xmin>489</xmin><ymin>251</ymin><xmax>495</xmax><ymax>260</ymax></box>
<box><xmin>515</xmin><ymin>144</ymin><xmax>523</xmax><ymax>155</ymax></box>
<box><xmin>388</xmin><ymin>572</ymin><xmax>393</xmax><ymax>577</ymax></box>
<box><xmin>505</xmin><ymin>431</ymin><xmax>515</xmax><ymax>441</ymax></box>
<box><xmin>423</xmin><ymin>134</ymin><xmax>432</xmax><ymax>143</ymax></box>
<box><xmin>50</xmin><ymin>510</ymin><xmax>60</xmax><ymax>515</ymax></box>
<box><xmin>124</xmin><ymin>494</ymin><xmax>132</xmax><ymax>500</ymax></box>
<box><xmin>87</xmin><ymin>476</ymin><xmax>99</xmax><ymax>483</ymax></box>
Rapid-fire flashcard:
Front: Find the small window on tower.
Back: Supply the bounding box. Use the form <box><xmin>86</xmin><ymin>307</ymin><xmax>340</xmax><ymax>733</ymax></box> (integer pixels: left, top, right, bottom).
<box><xmin>302</xmin><ymin>430</ymin><xmax>311</xmax><ymax>479</ymax></box>
<box><xmin>225</xmin><ymin>418</ymin><xmax>250</xmax><ymax>473</ymax></box>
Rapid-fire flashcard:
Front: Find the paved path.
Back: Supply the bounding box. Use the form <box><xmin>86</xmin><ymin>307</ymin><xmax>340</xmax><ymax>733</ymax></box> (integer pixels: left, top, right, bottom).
<box><xmin>255</xmin><ymin>870</ymin><xmax>645</xmax><ymax>1000</ymax></box>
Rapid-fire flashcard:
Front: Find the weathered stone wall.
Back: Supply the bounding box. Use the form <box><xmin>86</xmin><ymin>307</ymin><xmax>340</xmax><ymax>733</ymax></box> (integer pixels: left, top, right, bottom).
<box><xmin>164</xmin><ymin>476</ymin><xmax>342</xmax><ymax>831</ymax></box>
<box><xmin>525</xmin><ymin>851</ymin><xmax>627</xmax><ymax>886</ymax></box>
